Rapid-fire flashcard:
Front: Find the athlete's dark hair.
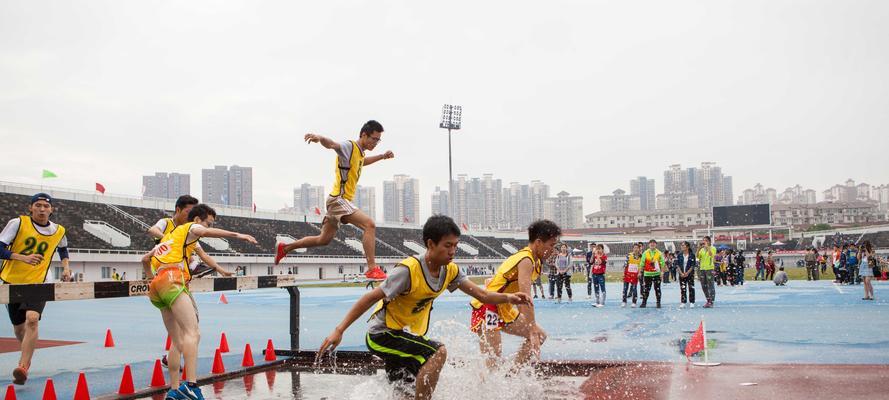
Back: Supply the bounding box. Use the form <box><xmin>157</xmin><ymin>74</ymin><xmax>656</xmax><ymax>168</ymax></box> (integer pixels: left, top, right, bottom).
<box><xmin>703</xmin><ymin>236</ymin><xmax>711</xmax><ymax>243</ymax></box>
<box><xmin>423</xmin><ymin>214</ymin><xmax>461</xmax><ymax>246</ymax></box>
<box><xmin>649</xmin><ymin>239</ymin><xmax>657</xmax><ymax>244</ymax></box>
<box><xmin>360</xmin><ymin>120</ymin><xmax>384</xmax><ymax>136</ymax></box>
<box><xmin>175</xmin><ymin>195</ymin><xmax>199</xmax><ymax>212</ymax></box>
<box><xmin>188</xmin><ymin>204</ymin><xmax>217</xmax><ymax>221</ymax></box>
<box><xmin>528</xmin><ymin>220</ymin><xmax>561</xmax><ymax>243</ymax></box>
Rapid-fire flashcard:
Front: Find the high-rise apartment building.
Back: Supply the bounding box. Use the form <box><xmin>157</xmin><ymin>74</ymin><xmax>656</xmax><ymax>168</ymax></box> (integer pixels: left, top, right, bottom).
<box><xmin>293</xmin><ymin>183</ymin><xmax>325</xmax><ymax>214</ymax></box>
<box><xmin>383</xmin><ymin>174</ymin><xmax>420</xmax><ymax>223</ymax></box>
<box><xmin>201</xmin><ymin>165</ymin><xmax>252</xmax><ymax>207</ymax></box>
<box><xmin>142</xmin><ymin>172</ymin><xmax>190</xmax><ymax>200</ymax></box>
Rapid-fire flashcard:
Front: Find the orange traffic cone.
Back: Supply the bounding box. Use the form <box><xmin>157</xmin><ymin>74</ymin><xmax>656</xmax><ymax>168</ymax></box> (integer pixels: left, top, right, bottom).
<box><xmin>242</xmin><ymin>343</ymin><xmax>255</xmax><ymax>367</ymax></box>
<box><xmin>264</xmin><ymin>339</ymin><xmax>276</xmax><ymax>361</ymax></box>
<box><xmin>219</xmin><ymin>294</ymin><xmax>228</xmax><ymax>304</ymax></box>
<box><xmin>104</xmin><ymin>329</ymin><xmax>115</xmax><ymax>347</ymax></box>
<box><xmin>212</xmin><ymin>349</ymin><xmax>226</xmax><ymax>374</ymax></box>
<box><xmin>165</xmin><ymin>335</ymin><xmax>171</xmax><ymax>351</ymax></box>
<box><xmin>150</xmin><ymin>359</ymin><xmax>166</xmax><ymax>387</ymax></box>
<box><xmin>118</xmin><ymin>365</ymin><xmax>135</xmax><ymax>395</ymax></box>
<box><xmin>5</xmin><ymin>385</ymin><xmax>16</xmax><ymax>400</ymax></box>
<box><xmin>219</xmin><ymin>332</ymin><xmax>230</xmax><ymax>353</ymax></box>
<box><xmin>41</xmin><ymin>379</ymin><xmax>57</xmax><ymax>400</ymax></box>
<box><xmin>73</xmin><ymin>373</ymin><xmax>90</xmax><ymax>400</ymax></box>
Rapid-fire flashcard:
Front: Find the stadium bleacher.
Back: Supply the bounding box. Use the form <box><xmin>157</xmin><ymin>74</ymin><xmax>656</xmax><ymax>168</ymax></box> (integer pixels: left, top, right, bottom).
<box><xmin>16</xmin><ymin>190</ymin><xmax>881</xmax><ymax>266</ymax></box>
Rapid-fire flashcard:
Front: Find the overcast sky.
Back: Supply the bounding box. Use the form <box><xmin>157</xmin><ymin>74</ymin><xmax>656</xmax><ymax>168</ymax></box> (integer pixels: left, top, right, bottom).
<box><xmin>1</xmin><ymin>1</ymin><xmax>887</xmax><ymax>219</ymax></box>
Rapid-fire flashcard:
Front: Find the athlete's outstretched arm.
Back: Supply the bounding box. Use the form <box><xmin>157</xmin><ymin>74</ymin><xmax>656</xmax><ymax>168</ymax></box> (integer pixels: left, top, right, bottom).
<box><xmin>363</xmin><ymin>151</ymin><xmax>394</xmax><ymax>166</ymax></box>
<box><xmin>456</xmin><ymin>280</ymin><xmax>530</xmax><ymax>305</ymax></box>
<box><xmin>316</xmin><ymin>287</ymin><xmax>386</xmax><ymax>361</ymax></box>
<box><xmin>195</xmin><ymin>246</ymin><xmax>232</xmax><ymax>276</ymax></box>
<box><xmin>304</xmin><ymin>133</ymin><xmax>340</xmax><ymax>150</ymax></box>
<box><xmin>191</xmin><ymin>225</ymin><xmax>257</xmax><ymax>244</ymax></box>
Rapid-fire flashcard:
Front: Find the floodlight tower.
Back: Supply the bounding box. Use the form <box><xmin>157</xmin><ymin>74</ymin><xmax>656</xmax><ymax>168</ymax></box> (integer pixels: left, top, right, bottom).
<box><xmin>439</xmin><ymin>104</ymin><xmax>462</xmax><ymax>217</ymax></box>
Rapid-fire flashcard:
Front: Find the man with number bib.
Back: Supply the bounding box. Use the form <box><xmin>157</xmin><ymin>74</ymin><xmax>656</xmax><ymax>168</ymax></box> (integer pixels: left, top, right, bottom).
<box><xmin>142</xmin><ymin>204</ymin><xmax>257</xmax><ymax>400</ymax></box>
<box><xmin>0</xmin><ymin>193</ymin><xmax>71</xmax><ymax>385</ymax></box>
<box><xmin>316</xmin><ymin>215</ymin><xmax>529</xmax><ymax>400</ymax></box>
<box><xmin>471</xmin><ymin>219</ymin><xmax>561</xmax><ymax>369</ymax></box>
<box><xmin>147</xmin><ymin>195</ymin><xmax>232</xmax><ymax>371</ymax></box>
<box><xmin>276</xmin><ymin>120</ymin><xmax>394</xmax><ymax>278</ymax></box>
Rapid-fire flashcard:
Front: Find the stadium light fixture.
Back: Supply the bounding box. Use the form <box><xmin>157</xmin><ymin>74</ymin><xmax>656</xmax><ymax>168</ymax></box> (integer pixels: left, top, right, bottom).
<box><xmin>439</xmin><ymin>104</ymin><xmax>462</xmax><ymax>217</ymax></box>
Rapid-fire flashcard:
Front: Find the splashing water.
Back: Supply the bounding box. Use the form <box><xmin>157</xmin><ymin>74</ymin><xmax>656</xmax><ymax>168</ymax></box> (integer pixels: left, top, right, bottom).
<box><xmin>311</xmin><ymin>319</ymin><xmax>583</xmax><ymax>399</ymax></box>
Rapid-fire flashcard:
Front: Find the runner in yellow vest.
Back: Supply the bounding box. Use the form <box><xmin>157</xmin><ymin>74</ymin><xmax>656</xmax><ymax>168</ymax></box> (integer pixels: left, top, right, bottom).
<box><xmin>316</xmin><ymin>215</ymin><xmax>530</xmax><ymax>400</ymax></box>
<box><xmin>639</xmin><ymin>239</ymin><xmax>665</xmax><ymax>308</ymax></box>
<box><xmin>141</xmin><ymin>204</ymin><xmax>256</xmax><ymax>400</ymax></box>
<box><xmin>148</xmin><ymin>195</ymin><xmax>232</xmax><ymax>278</ymax></box>
<box><xmin>276</xmin><ymin>120</ymin><xmax>394</xmax><ymax>273</ymax></box>
<box><xmin>696</xmin><ymin>236</ymin><xmax>718</xmax><ymax>308</ymax></box>
<box><xmin>0</xmin><ymin>193</ymin><xmax>71</xmax><ymax>385</ymax></box>
<box><xmin>470</xmin><ymin>219</ymin><xmax>561</xmax><ymax>369</ymax></box>
<box><xmin>147</xmin><ymin>195</ymin><xmax>233</xmax><ymax>374</ymax></box>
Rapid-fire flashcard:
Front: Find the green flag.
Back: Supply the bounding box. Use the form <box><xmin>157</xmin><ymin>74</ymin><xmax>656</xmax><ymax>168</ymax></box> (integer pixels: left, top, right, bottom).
<box><xmin>42</xmin><ymin>169</ymin><xmax>58</xmax><ymax>178</ymax></box>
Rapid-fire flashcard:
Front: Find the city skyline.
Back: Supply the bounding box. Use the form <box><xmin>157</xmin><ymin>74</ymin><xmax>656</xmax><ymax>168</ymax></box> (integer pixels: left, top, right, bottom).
<box><xmin>133</xmin><ymin>169</ymin><xmax>888</xmax><ymax>224</ymax></box>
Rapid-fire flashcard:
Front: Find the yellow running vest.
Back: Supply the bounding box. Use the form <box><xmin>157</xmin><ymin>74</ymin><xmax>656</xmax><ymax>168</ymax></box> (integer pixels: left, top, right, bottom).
<box><xmin>330</xmin><ymin>140</ymin><xmax>364</xmax><ymax>201</ymax></box>
<box><xmin>627</xmin><ymin>253</ymin><xmax>641</xmax><ymax>274</ymax></box>
<box><xmin>371</xmin><ymin>256</ymin><xmax>459</xmax><ymax>336</ymax></box>
<box><xmin>470</xmin><ymin>247</ymin><xmax>540</xmax><ymax>322</ymax></box>
<box><xmin>161</xmin><ymin>217</ymin><xmax>175</xmax><ymax>235</ymax></box>
<box><xmin>150</xmin><ymin>222</ymin><xmax>199</xmax><ymax>280</ymax></box>
<box><xmin>0</xmin><ymin>216</ymin><xmax>66</xmax><ymax>284</ymax></box>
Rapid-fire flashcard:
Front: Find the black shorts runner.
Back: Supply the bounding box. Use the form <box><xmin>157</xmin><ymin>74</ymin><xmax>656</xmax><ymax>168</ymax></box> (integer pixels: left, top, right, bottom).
<box><xmin>6</xmin><ymin>301</ymin><xmax>46</xmax><ymax>325</ymax></box>
<box><xmin>366</xmin><ymin>330</ymin><xmax>442</xmax><ymax>384</ymax></box>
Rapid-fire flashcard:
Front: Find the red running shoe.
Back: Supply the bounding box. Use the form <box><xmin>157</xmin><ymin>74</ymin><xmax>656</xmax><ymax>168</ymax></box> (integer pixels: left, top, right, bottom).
<box><xmin>274</xmin><ymin>242</ymin><xmax>287</xmax><ymax>265</ymax></box>
<box><xmin>365</xmin><ymin>266</ymin><xmax>387</xmax><ymax>280</ymax></box>
<box><xmin>12</xmin><ymin>364</ymin><xmax>27</xmax><ymax>385</ymax></box>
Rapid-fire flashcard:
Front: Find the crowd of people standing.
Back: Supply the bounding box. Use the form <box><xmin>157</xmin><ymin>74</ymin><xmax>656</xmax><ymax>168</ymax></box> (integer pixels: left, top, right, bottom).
<box><xmin>531</xmin><ymin>235</ymin><xmax>885</xmax><ymax>308</ymax></box>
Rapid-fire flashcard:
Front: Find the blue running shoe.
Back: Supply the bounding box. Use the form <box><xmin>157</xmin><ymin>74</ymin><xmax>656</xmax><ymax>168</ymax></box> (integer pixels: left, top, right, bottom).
<box><xmin>177</xmin><ymin>382</ymin><xmax>205</xmax><ymax>400</ymax></box>
<box><xmin>164</xmin><ymin>388</ymin><xmax>187</xmax><ymax>400</ymax></box>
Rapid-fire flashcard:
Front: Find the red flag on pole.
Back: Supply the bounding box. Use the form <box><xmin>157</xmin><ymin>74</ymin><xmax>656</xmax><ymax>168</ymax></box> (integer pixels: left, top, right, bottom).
<box><xmin>95</xmin><ymin>183</ymin><xmax>106</xmax><ymax>194</ymax></box>
<box><xmin>685</xmin><ymin>321</ymin><xmax>705</xmax><ymax>360</ymax></box>
<box><xmin>403</xmin><ymin>217</ymin><xmax>409</xmax><ymax>223</ymax></box>
<box><xmin>461</xmin><ymin>223</ymin><xmax>469</xmax><ymax>231</ymax></box>
<box><xmin>314</xmin><ymin>207</ymin><xmax>321</xmax><ymax>215</ymax></box>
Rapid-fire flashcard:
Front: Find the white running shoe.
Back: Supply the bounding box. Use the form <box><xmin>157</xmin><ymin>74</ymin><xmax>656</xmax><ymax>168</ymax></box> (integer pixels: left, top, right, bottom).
<box><xmin>595</xmin><ymin>304</ymin><xmax>604</xmax><ymax>308</ymax></box>
<box><xmin>679</xmin><ymin>303</ymin><xmax>686</xmax><ymax>309</ymax></box>
<box><xmin>689</xmin><ymin>303</ymin><xmax>695</xmax><ymax>308</ymax></box>
<box><xmin>631</xmin><ymin>303</ymin><xmax>637</xmax><ymax>308</ymax></box>
<box><xmin>621</xmin><ymin>302</ymin><xmax>627</xmax><ymax>308</ymax></box>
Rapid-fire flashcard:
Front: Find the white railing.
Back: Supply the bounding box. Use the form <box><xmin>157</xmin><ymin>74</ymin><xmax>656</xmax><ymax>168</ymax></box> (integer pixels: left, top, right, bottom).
<box><xmin>106</xmin><ymin>203</ymin><xmax>150</xmax><ymax>229</ymax></box>
<box><xmin>83</xmin><ymin>220</ymin><xmax>131</xmax><ymax>247</ymax></box>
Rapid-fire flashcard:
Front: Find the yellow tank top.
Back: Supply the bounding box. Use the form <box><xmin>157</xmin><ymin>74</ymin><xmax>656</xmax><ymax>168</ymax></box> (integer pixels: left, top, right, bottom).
<box><xmin>627</xmin><ymin>252</ymin><xmax>641</xmax><ymax>273</ymax></box>
<box><xmin>330</xmin><ymin>140</ymin><xmax>364</xmax><ymax>201</ymax></box>
<box><xmin>371</xmin><ymin>256</ymin><xmax>459</xmax><ymax>336</ymax></box>
<box><xmin>162</xmin><ymin>217</ymin><xmax>175</xmax><ymax>235</ymax></box>
<box><xmin>0</xmin><ymin>216</ymin><xmax>66</xmax><ymax>284</ymax></box>
<box><xmin>470</xmin><ymin>247</ymin><xmax>540</xmax><ymax>309</ymax></box>
<box><xmin>150</xmin><ymin>222</ymin><xmax>198</xmax><ymax>280</ymax></box>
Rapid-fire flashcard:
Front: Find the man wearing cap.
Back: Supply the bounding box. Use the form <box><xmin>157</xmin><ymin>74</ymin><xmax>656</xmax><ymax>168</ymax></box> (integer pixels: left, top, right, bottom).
<box><xmin>0</xmin><ymin>193</ymin><xmax>71</xmax><ymax>385</ymax></box>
